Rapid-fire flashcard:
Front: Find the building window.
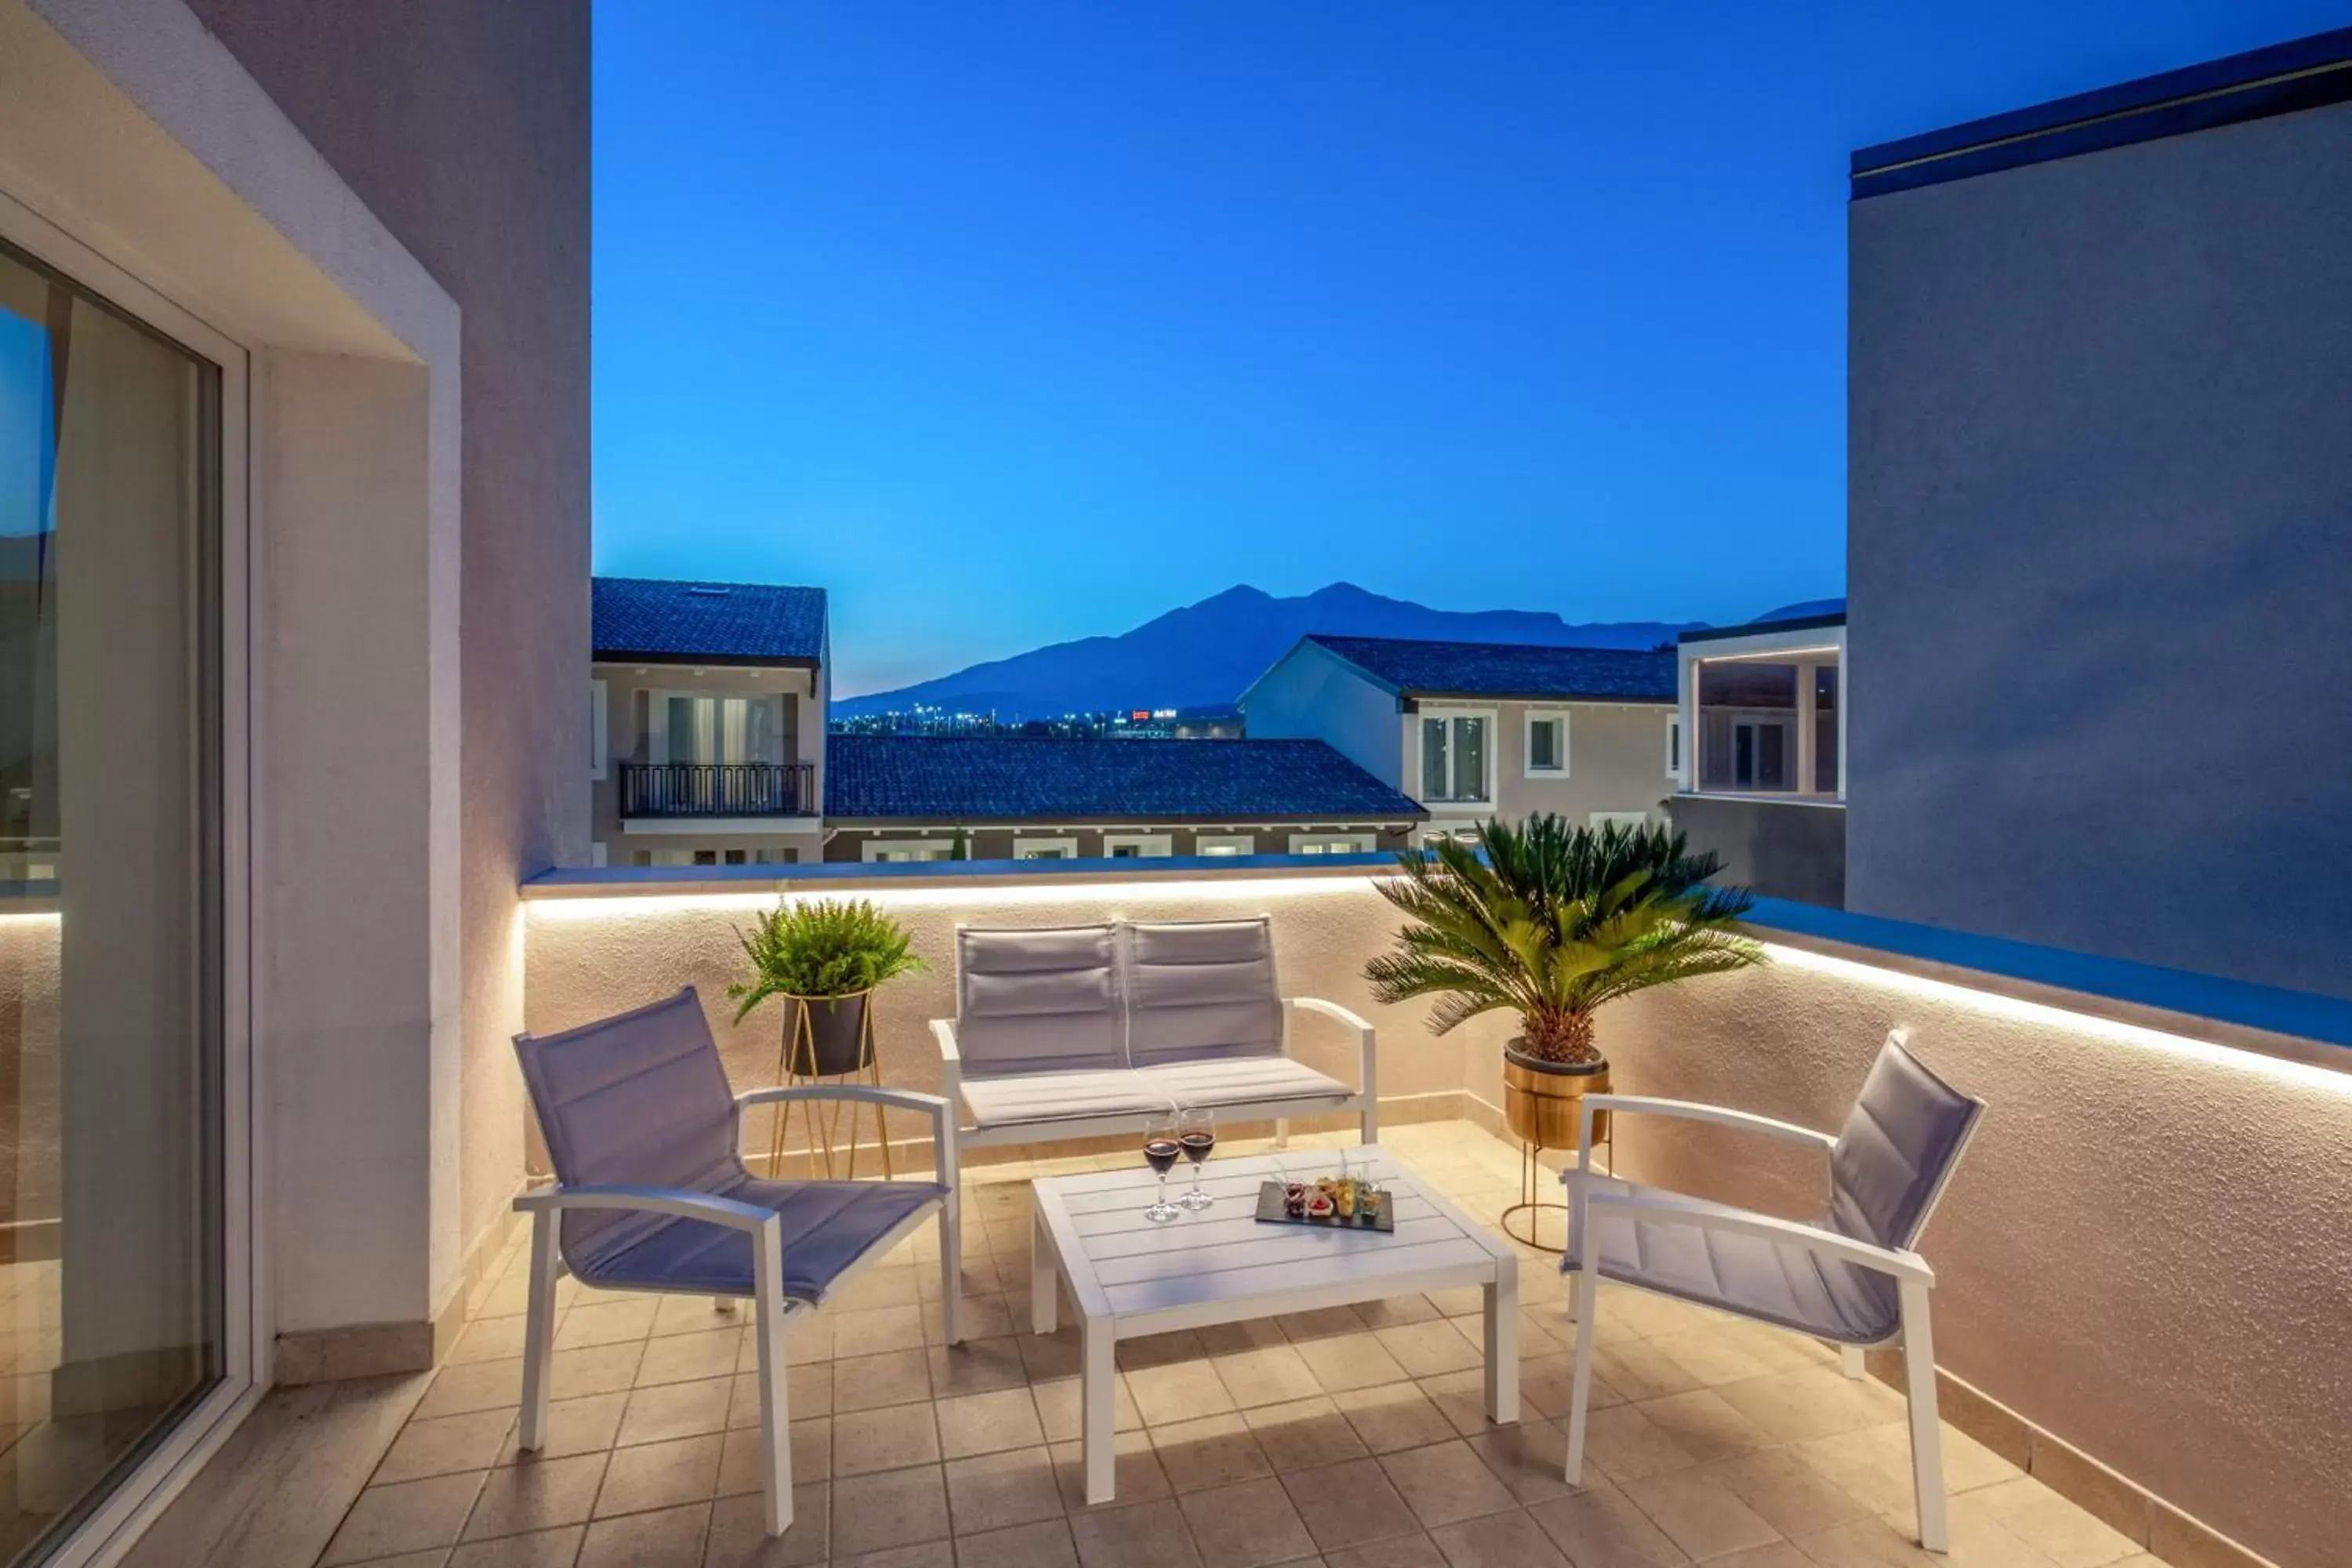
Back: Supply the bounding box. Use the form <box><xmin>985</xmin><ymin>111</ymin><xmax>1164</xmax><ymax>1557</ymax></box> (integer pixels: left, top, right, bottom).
<box><xmin>1420</xmin><ymin>827</ymin><xmax>1479</xmax><ymax>849</ymax></box>
<box><xmin>693</xmin><ymin>849</ymin><xmax>719</xmax><ymax>866</ymax></box>
<box><xmin>723</xmin><ymin>848</ymin><xmax>746</xmax><ymax>865</ymax></box>
<box><xmin>1666</xmin><ymin>714</ymin><xmax>1682</xmax><ymax>779</ymax></box>
<box><xmin>751</xmin><ymin>847</ymin><xmax>799</xmax><ymax>865</ymax></box>
<box><xmin>1418</xmin><ymin>711</ymin><xmax>1491</xmax><ymax>802</ymax></box>
<box><xmin>652</xmin><ymin>691</ymin><xmax>783</xmax><ymax>764</ymax></box>
<box><xmin>1014</xmin><ymin>837</ymin><xmax>1079</xmax><ymax>860</ymax></box>
<box><xmin>590</xmin><ymin>678</ymin><xmax>608</xmax><ymax>780</ymax></box>
<box><xmin>1289</xmin><ymin>832</ymin><xmax>1377</xmax><ymax>855</ymax></box>
<box><xmin>632</xmin><ymin>850</ymin><xmax>653</xmax><ymax>867</ymax></box>
<box><xmin>862</xmin><ymin>840</ymin><xmax>950</xmax><ymax>862</ymax></box>
<box><xmin>1523</xmin><ymin>711</ymin><xmax>1568</xmax><ymax>776</ymax></box>
<box><xmin>1103</xmin><ymin>833</ymin><xmax>1174</xmax><ymax>858</ymax></box>
<box><xmin>1194</xmin><ymin>833</ymin><xmax>1256</xmax><ymax>856</ymax></box>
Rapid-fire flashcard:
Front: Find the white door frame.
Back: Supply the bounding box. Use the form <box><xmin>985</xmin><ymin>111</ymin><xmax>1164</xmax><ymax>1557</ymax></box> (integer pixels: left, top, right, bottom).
<box><xmin>0</xmin><ymin>184</ymin><xmax>264</xmax><ymax>1568</ymax></box>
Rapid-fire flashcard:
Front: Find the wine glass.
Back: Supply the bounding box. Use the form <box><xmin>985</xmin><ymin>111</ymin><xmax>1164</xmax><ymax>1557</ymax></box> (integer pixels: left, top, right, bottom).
<box><xmin>1174</xmin><ymin>1107</ymin><xmax>1217</xmax><ymax>1211</ymax></box>
<box><xmin>1142</xmin><ymin>1113</ymin><xmax>1182</xmax><ymax>1224</ymax></box>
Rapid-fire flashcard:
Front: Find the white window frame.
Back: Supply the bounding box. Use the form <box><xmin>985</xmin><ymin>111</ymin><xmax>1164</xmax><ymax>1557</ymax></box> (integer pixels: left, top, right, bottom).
<box><xmin>648</xmin><ymin>688</ymin><xmax>785</xmax><ymax>766</ymax></box>
<box><xmin>1414</xmin><ymin>706</ymin><xmax>1497</xmax><ymax>804</ymax></box>
<box><xmin>1</xmin><ymin>186</ymin><xmax>267</xmax><ymax>1563</ymax></box>
<box><xmin>1102</xmin><ymin>833</ymin><xmax>1174</xmax><ymax>859</ymax></box>
<box><xmin>1522</xmin><ymin>708</ymin><xmax>1570</xmax><ymax>779</ymax></box>
<box><xmin>1193</xmin><ymin>833</ymin><xmax>1257</xmax><ymax>857</ymax></box>
<box><xmin>861</xmin><ymin>839</ymin><xmax>952</xmax><ymax>863</ymax></box>
<box><xmin>589</xmin><ymin>678</ymin><xmax>608</xmax><ymax>780</ymax></box>
<box><xmin>1288</xmin><ymin>831</ymin><xmax>1377</xmax><ymax>855</ymax></box>
<box><xmin>1013</xmin><ymin>836</ymin><xmax>1080</xmax><ymax>860</ymax></box>
<box><xmin>1665</xmin><ymin>713</ymin><xmax>1682</xmax><ymax>779</ymax></box>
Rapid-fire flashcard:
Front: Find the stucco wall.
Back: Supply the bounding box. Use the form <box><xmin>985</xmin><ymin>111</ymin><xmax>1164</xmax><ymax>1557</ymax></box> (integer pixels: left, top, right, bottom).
<box><xmin>1666</xmin><ymin>794</ymin><xmax>1846</xmax><ymax>906</ymax></box>
<box><xmin>1241</xmin><ymin>645</ymin><xmax>1406</xmax><ymax>786</ymax></box>
<box><xmin>183</xmin><ymin>0</ymin><xmax>593</xmax><ymax>1267</ymax></box>
<box><xmin>590</xmin><ymin>662</ymin><xmax>817</xmax><ymax>861</ymax></box>
<box><xmin>1448</xmin><ymin>699</ymin><xmax>1677</xmax><ymax>829</ymax></box>
<box><xmin>522</xmin><ymin>873</ymin><xmax>1496</xmax><ymax>1158</ymax></box>
<box><xmin>1467</xmin><ymin>939</ymin><xmax>2351</xmax><ymax>1568</ymax></box>
<box><xmin>1846</xmin><ymin>99</ymin><xmax>2352</xmax><ymax>998</ymax></box>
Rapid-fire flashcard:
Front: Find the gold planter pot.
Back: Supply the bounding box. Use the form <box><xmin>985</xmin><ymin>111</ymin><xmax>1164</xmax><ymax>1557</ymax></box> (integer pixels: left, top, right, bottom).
<box><xmin>1501</xmin><ymin>1046</ymin><xmax>1611</xmax><ymax>1147</ymax></box>
<box><xmin>1500</xmin><ymin>1043</ymin><xmax>1611</xmax><ymax>1254</ymax></box>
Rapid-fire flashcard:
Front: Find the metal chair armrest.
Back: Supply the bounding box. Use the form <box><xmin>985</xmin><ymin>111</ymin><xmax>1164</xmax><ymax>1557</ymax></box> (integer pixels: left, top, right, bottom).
<box><xmin>514</xmin><ymin>1181</ymin><xmax>778</xmax><ymax>1234</ymax></box>
<box><xmin>1287</xmin><ymin>996</ymin><xmax>1377</xmax><ymax>1102</ymax></box>
<box><xmin>1577</xmin><ymin>1189</ymin><xmax>1934</xmax><ymax>1286</ymax></box>
<box><xmin>1576</xmin><ymin>1093</ymin><xmax>1836</xmax><ymax>1172</ymax></box>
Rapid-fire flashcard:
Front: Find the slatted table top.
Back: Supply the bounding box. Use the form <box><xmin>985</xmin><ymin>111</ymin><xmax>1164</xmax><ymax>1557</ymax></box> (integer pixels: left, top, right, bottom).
<box><xmin>1030</xmin><ymin>1145</ymin><xmax>1517</xmax><ymax>1334</ymax></box>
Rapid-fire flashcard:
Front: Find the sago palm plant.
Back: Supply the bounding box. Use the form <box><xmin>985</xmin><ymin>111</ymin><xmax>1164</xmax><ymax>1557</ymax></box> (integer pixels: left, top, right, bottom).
<box><xmin>1366</xmin><ymin>815</ymin><xmax>1763</xmax><ymax>1063</ymax></box>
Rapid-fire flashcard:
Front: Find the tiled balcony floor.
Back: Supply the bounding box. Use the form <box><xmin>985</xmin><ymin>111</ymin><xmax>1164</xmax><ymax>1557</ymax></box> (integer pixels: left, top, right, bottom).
<box><xmin>310</xmin><ymin>1121</ymin><xmax>2156</xmax><ymax>1567</ymax></box>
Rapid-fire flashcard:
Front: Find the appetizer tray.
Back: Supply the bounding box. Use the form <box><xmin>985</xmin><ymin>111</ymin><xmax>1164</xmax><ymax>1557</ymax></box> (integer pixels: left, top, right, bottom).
<box><xmin>1254</xmin><ymin>1177</ymin><xmax>1395</xmax><ymax>1233</ymax></box>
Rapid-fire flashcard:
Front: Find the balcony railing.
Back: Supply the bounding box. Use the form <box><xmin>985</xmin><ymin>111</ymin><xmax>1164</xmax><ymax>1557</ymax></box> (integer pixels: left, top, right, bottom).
<box><xmin>618</xmin><ymin>760</ymin><xmax>815</xmax><ymax>818</ymax></box>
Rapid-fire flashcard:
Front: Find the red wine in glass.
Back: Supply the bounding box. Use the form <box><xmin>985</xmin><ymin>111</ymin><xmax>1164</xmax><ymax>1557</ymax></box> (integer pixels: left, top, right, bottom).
<box><xmin>1175</xmin><ymin>1108</ymin><xmax>1216</xmax><ymax>1210</ymax></box>
<box><xmin>1142</xmin><ymin>1115</ymin><xmax>1182</xmax><ymax>1223</ymax></box>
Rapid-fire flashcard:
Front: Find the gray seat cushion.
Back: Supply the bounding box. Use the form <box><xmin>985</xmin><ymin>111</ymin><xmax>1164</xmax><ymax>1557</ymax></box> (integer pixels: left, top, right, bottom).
<box><xmin>1138</xmin><ymin>1056</ymin><xmax>1352</xmax><ymax>1110</ymax></box>
<box><xmin>576</xmin><ymin>1177</ymin><xmax>947</xmax><ymax>1304</ymax></box>
<box><xmin>1563</xmin><ymin>1174</ymin><xmax>1900</xmax><ymax>1345</ymax></box>
<box><xmin>956</xmin><ymin>926</ymin><xmax>1125</xmax><ymax>1076</ymax></box>
<box><xmin>1122</xmin><ymin>918</ymin><xmax>1285</xmax><ymax>1069</ymax></box>
<box><xmin>959</xmin><ymin>1069</ymin><xmax>1174</xmax><ymax>1128</ymax></box>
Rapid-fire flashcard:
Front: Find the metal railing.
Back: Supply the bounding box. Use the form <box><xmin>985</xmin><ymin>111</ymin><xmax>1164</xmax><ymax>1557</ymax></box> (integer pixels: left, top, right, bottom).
<box><xmin>618</xmin><ymin>761</ymin><xmax>815</xmax><ymax>818</ymax></box>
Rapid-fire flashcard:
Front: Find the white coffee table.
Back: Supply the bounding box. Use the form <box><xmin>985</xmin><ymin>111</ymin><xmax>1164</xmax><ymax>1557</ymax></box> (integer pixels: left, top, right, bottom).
<box><xmin>1029</xmin><ymin>1145</ymin><xmax>1520</xmax><ymax>1504</ymax></box>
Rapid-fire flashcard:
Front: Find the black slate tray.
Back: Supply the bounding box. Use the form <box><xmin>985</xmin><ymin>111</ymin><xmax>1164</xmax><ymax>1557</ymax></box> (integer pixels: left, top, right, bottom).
<box><xmin>1253</xmin><ymin>1180</ymin><xmax>1396</xmax><ymax>1233</ymax></box>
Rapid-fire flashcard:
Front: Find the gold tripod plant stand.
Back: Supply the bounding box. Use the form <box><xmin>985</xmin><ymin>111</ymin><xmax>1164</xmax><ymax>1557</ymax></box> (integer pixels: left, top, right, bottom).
<box><xmin>765</xmin><ymin>989</ymin><xmax>895</xmax><ymax>1180</ymax></box>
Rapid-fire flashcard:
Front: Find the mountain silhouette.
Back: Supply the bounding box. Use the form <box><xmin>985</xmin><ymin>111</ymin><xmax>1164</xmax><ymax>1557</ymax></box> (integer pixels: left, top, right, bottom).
<box><xmin>834</xmin><ymin>582</ymin><xmax>1701</xmax><ymax>720</ymax></box>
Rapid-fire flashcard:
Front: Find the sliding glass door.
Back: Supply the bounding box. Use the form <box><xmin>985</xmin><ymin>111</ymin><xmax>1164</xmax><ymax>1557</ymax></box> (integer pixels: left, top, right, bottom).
<box><xmin>0</xmin><ymin>234</ymin><xmax>228</xmax><ymax>1563</ymax></box>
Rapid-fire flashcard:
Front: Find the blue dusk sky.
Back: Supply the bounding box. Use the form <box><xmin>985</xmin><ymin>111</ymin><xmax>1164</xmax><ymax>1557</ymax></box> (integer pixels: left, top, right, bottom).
<box><xmin>593</xmin><ymin>2</ymin><xmax>2347</xmax><ymax>696</ymax></box>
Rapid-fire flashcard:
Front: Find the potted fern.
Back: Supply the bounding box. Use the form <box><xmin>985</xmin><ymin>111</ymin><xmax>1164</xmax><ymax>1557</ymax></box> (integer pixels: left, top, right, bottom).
<box><xmin>729</xmin><ymin>897</ymin><xmax>925</xmax><ymax>1078</ymax></box>
<box><xmin>1366</xmin><ymin>815</ymin><xmax>1763</xmax><ymax>1148</ymax></box>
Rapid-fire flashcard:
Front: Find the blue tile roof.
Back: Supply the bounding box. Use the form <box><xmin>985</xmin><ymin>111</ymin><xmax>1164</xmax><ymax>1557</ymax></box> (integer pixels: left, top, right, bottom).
<box><xmin>1303</xmin><ymin>634</ymin><xmax>1675</xmax><ymax>702</ymax></box>
<box><xmin>826</xmin><ymin>735</ymin><xmax>1422</xmax><ymax>822</ymax></box>
<box><xmin>592</xmin><ymin>576</ymin><xmax>827</xmax><ymax>664</ymax></box>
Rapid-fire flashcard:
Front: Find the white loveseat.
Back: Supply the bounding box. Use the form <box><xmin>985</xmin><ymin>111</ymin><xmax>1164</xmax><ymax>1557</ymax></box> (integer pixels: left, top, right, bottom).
<box><xmin>929</xmin><ymin>917</ymin><xmax>1377</xmax><ymax>1149</ymax></box>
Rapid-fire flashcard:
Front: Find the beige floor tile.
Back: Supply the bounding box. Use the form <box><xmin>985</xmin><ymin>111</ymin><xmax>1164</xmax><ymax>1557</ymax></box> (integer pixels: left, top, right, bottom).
<box><xmin>1590</xmin><ymin>1338</ymin><xmax>1708</xmax><ymax>1403</ymax></box>
<box><xmin>1519</xmin><ymin>1352</ymin><xmax>1624</xmax><ymax>1420</ymax></box>
<box><xmin>832</xmin><ymin>1349</ymin><xmax>935</xmax><ymax>1413</ymax></box>
<box><xmin>1580</xmin><ymin>1401</ymin><xmax>1702</xmax><ymax>1484</ymax></box>
<box><xmin>955</xmin><ymin>1518</ymin><xmax>1080</xmax><ymax>1568</ymax></box>
<box><xmin>1126</xmin><ymin>1361</ymin><xmax>1236</xmax><ymax>1426</ymax></box>
<box><xmin>1320</xmin><ymin>1534</ymin><xmax>1445</xmax><ymax>1568</ymax></box>
<box><xmin>638</xmin><ymin>1328</ymin><xmax>748</xmax><ymax>1388</ymax></box>
<box><xmin>832</xmin><ymin>1305</ymin><xmax>928</xmax><ymax>1359</ymax></box>
<box><xmin>926</xmin><ymin>1293</ymin><xmax>1014</xmax><ymax>1344</ymax></box>
<box><xmin>1648</xmin><ymin>1324</ymin><xmax>1793</xmax><ymax>1388</ymax></box>
<box><xmin>1034</xmin><ymin>1374</ymin><xmax>1144</xmax><ymax>1442</ymax></box>
<box><xmin>716</xmin><ymin>1418</ymin><xmax>829</xmax><ymax>1494</ymax></box>
<box><xmin>1963</xmin><ymin>1475</ymin><xmax>2142</xmax><ymax>1566</ymax></box>
<box><xmin>550</xmin><ymin>1341</ymin><xmax>648</xmax><ymax>1404</ymax></box>
<box><xmin>1021</xmin><ymin>1327</ymin><xmax>1085</xmax><ymax>1383</ymax></box>
<box><xmin>1635</xmin><ymin>1388</ymin><xmax>1778</xmax><ymax>1462</ymax></box>
<box><xmin>833</xmin><ymin>1401</ymin><xmax>941</xmax><ymax>1476</ymax></box>
<box><xmin>576</xmin><ymin>1500</ymin><xmax>707</xmax><ymax>1568</ymax></box>
<box><xmin>446</xmin><ymin>1523</ymin><xmax>586</xmax><ymax>1567</ymax></box>
<box><xmin>943</xmin><ymin>1444</ymin><xmax>1064</xmax><ymax>1534</ymax></box>
<box><xmin>1445</xmin><ymin>1308</ymin><xmax>1566</xmax><ymax>1362</ymax></box>
<box><xmin>782</xmin><ymin>1310</ymin><xmax>835</xmax><ymax>1363</ymax></box>
<box><xmin>1699</xmin><ymin>1446</ymin><xmax>1876</xmax><ymax>1538</ymax></box>
<box><xmin>416</xmin><ymin>1357</ymin><xmax>530</xmax><ymax>1421</ymax></box>
<box><xmin>1413</xmin><ymin>1367</ymin><xmax>1501</xmax><ymax>1438</ymax></box>
<box><xmin>833</xmin><ymin>1541</ymin><xmax>955</xmax><ymax>1568</ymax></box>
<box><xmin>828</xmin><ymin>1463</ymin><xmax>951</xmax><ymax>1557</ymax></box>
<box><xmin>1116</xmin><ymin>1330</ymin><xmax>1206</xmax><ymax>1370</ymax></box>
<box><xmin>1463</xmin><ymin>1421</ymin><xmax>1572</xmax><ymax>1504</ymax></box>
<box><xmin>448</xmin><ymin>1314</ymin><xmax>534</xmax><ymax>1366</ymax></box>
<box><xmin>1294</xmin><ymin>1334</ymin><xmax>1410</xmax><ymax>1396</ymax></box>
<box><xmin>1276</xmin><ymin>1305</ymin><xmax>1367</xmax><ymax>1342</ymax></box>
<box><xmin>1428</xmin><ymin>1507</ymin><xmax>1570</xmax><ymax>1568</ymax></box>
<box><xmin>1526</xmin><ymin>1478</ymin><xmax>1688</xmax><ymax>1566</ymax></box>
<box><xmin>652</xmin><ymin>1294</ymin><xmax>742</xmax><ymax>1338</ymax></box>
<box><xmin>1053</xmin><ymin>1430</ymin><xmax>1171</xmax><ymax>1512</ymax></box>
<box><xmin>1238</xmin><ymin>1396</ymin><xmax>1369</xmax><ymax>1471</ymax></box>
<box><xmin>1712</xmin><ymin>1367</ymin><xmax>1904</xmax><ymax>1446</ymax></box>
<box><xmin>1621</xmin><ymin>1465</ymin><xmax>1782</xmax><ymax>1562</ymax></box>
<box><xmin>702</xmin><ymin>1483</ymin><xmax>829</xmax><ymax>1567</ymax></box>
<box><xmin>1421</xmin><ymin>1287</ymin><xmax>1485</xmax><ymax>1319</ymax></box>
<box><xmin>1279</xmin><ymin>1457</ymin><xmax>1422</xmax><ymax>1552</ymax></box>
<box><xmin>1066</xmin><ymin>1497</ymin><xmax>1203</xmax><ymax>1568</ymax></box>
<box><xmin>465</xmin><ymin>1454</ymin><xmax>607</xmax><ymax>1542</ymax></box>
<box><xmin>593</xmin><ymin>1433</ymin><xmax>723</xmax><ymax>1519</ymax></box>
<box><xmin>1178</xmin><ymin>1475</ymin><xmax>1316</xmax><ymax>1567</ymax></box>
<box><xmin>1149</xmin><ymin>1412</ymin><xmax>1272</xmax><ymax>1494</ymax></box>
<box><xmin>724</xmin><ymin>1363</ymin><xmax>830</xmax><ymax>1429</ymax></box>
<box><xmin>1208</xmin><ymin>1345</ymin><xmax>1325</xmax><ymax>1410</ymax></box>
<box><xmin>321</xmin><ymin>1472</ymin><xmax>487</xmax><ymax>1564</ymax></box>
<box><xmin>1791</xmin><ymin>1515</ymin><xmax>1948</xmax><ymax>1565</ymax></box>
<box><xmin>1371</xmin><ymin>1322</ymin><xmax>1481</xmax><ymax>1380</ymax></box>
<box><xmin>935</xmin><ymin>1387</ymin><xmax>1044</xmax><ymax>1459</ymax></box>
<box><xmin>556</xmin><ymin>1299</ymin><xmax>659</xmax><ymax>1352</ymax></box>
<box><xmin>1352</xmin><ymin>1295</ymin><xmax>1443</xmax><ymax>1329</ymax></box>
<box><xmin>376</xmin><ymin>1409</ymin><xmax>518</xmax><ymax>1486</ymax></box>
<box><xmin>495</xmin><ymin>1391</ymin><xmax>628</xmax><ymax>1465</ymax></box>
<box><xmin>1330</xmin><ymin>1384</ymin><xmax>1456</xmax><ymax>1456</ymax></box>
<box><xmin>829</xmin><ymin>1265</ymin><xmax>921</xmax><ymax>1312</ymax></box>
<box><xmin>924</xmin><ymin>1335</ymin><xmax>1028</xmax><ymax>1396</ymax></box>
<box><xmin>619</xmin><ymin>1377</ymin><xmax>735</xmax><ymax>1448</ymax></box>
<box><xmin>1193</xmin><ymin>1317</ymin><xmax>1290</xmax><ymax>1356</ymax></box>
<box><xmin>1378</xmin><ymin>1439</ymin><xmax>1518</xmax><ymax>1529</ymax></box>
<box><xmin>1705</xmin><ymin>1544</ymin><xmax>1815</xmax><ymax>1567</ymax></box>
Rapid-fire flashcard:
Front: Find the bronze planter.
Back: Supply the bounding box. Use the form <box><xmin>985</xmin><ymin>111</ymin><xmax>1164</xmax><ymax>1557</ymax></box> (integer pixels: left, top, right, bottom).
<box><xmin>1501</xmin><ymin>1044</ymin><xmax>1611</xmax><ymax>1149</ymax></box>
